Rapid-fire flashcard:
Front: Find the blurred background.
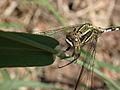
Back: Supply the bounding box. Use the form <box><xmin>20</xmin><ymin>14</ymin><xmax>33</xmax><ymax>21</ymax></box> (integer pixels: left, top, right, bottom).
<box><xmin>0</xmin><ymin>0</ymin><xmax>120</xmax><ymax>90</ymax></box>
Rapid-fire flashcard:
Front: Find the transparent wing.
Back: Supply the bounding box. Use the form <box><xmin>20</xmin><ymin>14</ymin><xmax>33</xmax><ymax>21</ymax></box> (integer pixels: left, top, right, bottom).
<box><xmin>35</xmin><ymin>24</ymin><xmax>84</xmax><ymax>40</ymax></box>
<box><xmin>74</xmin><ymin>36</ymin><xmax>98</xmax><ymax>90</ymax></box>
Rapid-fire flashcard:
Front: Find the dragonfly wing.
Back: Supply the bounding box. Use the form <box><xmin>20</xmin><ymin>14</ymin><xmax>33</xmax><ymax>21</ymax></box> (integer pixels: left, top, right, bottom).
<box><xmin>74</xmin><ymin>37</ymin><xmax>98</xmax><ymax>90</ymax></box>
<box><xmin>36</xmin><ymin>24</ymin><xmax>84</xmax><ymax>39</ymax></box>
<box><xmin>83</xmin><ymin>37</ymin><xmax>97</xmax><ymax>89</ymax></box>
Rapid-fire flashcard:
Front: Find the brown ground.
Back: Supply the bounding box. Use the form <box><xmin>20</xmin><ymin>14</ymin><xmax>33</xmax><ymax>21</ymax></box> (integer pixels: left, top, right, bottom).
<box><xmin>0</xmin><ymin>0</ymin><xmax>120</xmax><ymax>90</ymax></box>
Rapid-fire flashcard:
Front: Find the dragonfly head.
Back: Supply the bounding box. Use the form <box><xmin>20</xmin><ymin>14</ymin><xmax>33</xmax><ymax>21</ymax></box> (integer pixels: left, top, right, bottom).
<box><xmin>65</xmin><ymin>31</ymin><xmax>81</xmax><ymax>47</ymax></box>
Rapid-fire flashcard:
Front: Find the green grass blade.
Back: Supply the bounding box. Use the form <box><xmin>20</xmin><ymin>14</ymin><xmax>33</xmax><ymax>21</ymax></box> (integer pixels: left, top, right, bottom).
<box><xmin>0</xmin><ymin>22</ymin><xmax>24</xmax><ymax>30</ymax></box>
<box><xmin>33</xmin><ymin>0</ymin><xmax>65</xmax><ymax>26</ymax></box>
<box><xmin>0</xmin><ymin>69</ymin><xmax>10</xmax><ymax>80</ymax></box>
<box><xmin>0</xmin><ymin>80</ymin><xmax>62</xmax><ymax>90</ymax></box>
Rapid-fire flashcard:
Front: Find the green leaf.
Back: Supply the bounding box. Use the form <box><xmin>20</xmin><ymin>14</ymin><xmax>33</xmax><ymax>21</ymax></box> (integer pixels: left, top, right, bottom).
<box><xmin>0</xmin><ymin>31</ymin><xmax>59</xmax><ymax>67</ymax></box>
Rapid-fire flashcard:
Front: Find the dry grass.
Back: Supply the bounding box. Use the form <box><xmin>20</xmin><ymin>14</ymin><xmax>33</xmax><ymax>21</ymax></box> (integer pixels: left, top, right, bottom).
<box><xmin>0</xmin><ymin>0</ymin><xmax>120</xmax><ymax>90</ymax></box>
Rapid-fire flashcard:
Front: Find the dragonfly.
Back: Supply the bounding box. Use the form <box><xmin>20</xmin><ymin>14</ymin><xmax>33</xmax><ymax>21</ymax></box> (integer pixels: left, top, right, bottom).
<box><xmin>35</xmin><ymin>23</ymin><xmax>120</xmax><ymax>90</ymax></box>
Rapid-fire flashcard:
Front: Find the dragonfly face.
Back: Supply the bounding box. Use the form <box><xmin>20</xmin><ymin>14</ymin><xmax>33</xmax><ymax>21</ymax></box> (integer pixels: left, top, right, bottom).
<box><xmin>65</xmin><ymin>28</ymin><xmax>82</xmax><ymax>56</ymax></box>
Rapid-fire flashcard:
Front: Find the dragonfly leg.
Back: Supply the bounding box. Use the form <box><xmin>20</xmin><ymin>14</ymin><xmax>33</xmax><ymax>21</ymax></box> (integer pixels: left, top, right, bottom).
<box><xmin>65</xmin><ymin>46</ymin><xmax>71</xmax><ymax>51</ymax></box>
<box><xmin>64</xmin><ymin>46</ymin><xmax>75</xmax><ymax>57</ymax></box>
<box><xmin>58</xmin><ymin>53</ymin><xmax>80</xmax><ymax>68</ymax></box>
<box><xmin>72</xmin><ymin>48</ymin><xmax>75</xmax><ymax>57</ymax></box>
<box><xmin>74</xmin><ymin>64</ymin><xmax>85</xmax><ymax>90</ymax></box>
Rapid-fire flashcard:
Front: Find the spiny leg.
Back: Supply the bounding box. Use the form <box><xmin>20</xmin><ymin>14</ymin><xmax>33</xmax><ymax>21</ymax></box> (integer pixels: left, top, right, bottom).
<box><xmin>58</xmin><ymin>51</ymin><xmax>81</xmax><ymax>68</ymax></box>
<box><xmin>59</xmin><ymin>43</ymin><xmax>81</xmax><ymax>68</ymax></box>
<box><xmin>74</xmin><ymin>64</ymin><xmax>85</xmax><ymax>90</ymax></box>
<box><xmin>65</xmin><ymin>46</ymin><xmax>71</xmax><ymax>51</ymax></box>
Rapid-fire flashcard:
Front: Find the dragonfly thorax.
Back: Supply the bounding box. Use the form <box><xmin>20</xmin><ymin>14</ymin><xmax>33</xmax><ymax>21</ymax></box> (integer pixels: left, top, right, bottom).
<box><xmin>65</xmin><ymin>24</ymin><xmax>102</xmax><ymax>51</ymax></box>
